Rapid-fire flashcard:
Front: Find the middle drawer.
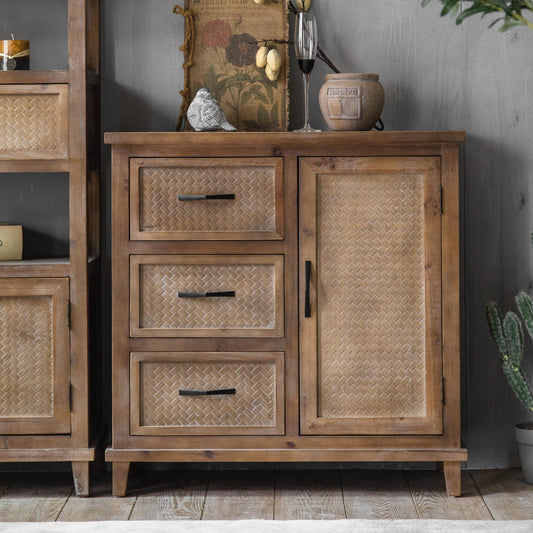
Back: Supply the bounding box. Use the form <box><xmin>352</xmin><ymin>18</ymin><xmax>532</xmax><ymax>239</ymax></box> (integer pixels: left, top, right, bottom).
<box><xmin>130</xmin><ymin>255</ymin><xmax>284</xmax><ymax>337</ymax></box>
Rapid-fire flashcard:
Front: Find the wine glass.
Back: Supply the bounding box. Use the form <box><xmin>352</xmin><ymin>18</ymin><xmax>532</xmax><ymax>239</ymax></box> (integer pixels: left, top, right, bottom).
<box><xmin>294</xmin><ymin>12</ymin><xmax>320</xmax><ymax>132</ymax></box>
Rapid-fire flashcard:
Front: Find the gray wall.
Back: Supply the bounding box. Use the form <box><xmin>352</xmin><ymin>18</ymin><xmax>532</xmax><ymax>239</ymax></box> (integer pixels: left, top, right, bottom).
<box><xmin>3</xmin><ymin>0</ymin><xmax>533</xmax><ymax>469</ymax></box>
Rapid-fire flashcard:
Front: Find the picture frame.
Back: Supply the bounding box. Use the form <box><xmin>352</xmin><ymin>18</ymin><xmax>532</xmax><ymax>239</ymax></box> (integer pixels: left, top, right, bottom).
<box><xmin>183</xmin><ymin>0</ymin><xmax>289</xmax><ymax>131</ymax></box>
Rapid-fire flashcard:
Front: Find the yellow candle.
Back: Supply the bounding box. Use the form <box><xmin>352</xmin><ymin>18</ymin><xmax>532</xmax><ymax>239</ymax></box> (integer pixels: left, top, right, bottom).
<box><xmin>0</xmin><ymin>39</ymin><xmax>30</xmax><ymax>70</ymax></box>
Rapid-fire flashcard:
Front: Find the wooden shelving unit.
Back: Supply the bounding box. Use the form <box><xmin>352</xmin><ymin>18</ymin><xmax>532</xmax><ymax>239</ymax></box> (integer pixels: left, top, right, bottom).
<box><xmin>0</xmin><ymin>0</ymin><xmax>100</xmax><ymax>496</ymax></box>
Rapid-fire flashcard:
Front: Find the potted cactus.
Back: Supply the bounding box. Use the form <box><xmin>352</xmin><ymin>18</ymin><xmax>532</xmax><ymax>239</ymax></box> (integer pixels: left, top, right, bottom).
<box><xmin>486</xmin><ymin>254</ymin><xmax>533</xmax><ymax>483</ymax></box>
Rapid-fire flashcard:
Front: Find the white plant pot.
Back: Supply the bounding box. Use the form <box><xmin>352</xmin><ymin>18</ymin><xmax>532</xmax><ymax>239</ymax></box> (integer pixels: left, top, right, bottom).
<box><xmin>515</xmin><ymin>422</ymin><xmax>533</xmax><ymax>484</ymax></box>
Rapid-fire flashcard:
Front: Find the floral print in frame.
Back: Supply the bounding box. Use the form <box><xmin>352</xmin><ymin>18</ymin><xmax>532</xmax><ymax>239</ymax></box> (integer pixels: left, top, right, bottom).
<box><xmin>186</xmin><ymin>0</ymin><xmax>289</xmax><ymax>131</ymax></box>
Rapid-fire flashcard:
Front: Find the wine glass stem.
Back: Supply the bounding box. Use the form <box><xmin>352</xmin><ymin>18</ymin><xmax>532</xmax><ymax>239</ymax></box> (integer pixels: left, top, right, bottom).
<box><xmin>303</xmin><ymin>72</ymin><xmax>311</xmax><ymax>128</ymax></box>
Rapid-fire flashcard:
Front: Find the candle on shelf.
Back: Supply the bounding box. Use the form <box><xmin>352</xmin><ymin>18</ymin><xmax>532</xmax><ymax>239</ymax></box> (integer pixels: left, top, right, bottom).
<box><xmin>0</xmin><ymin>35</ymin><xmax>30</xmax><ymax>71</ymax></box>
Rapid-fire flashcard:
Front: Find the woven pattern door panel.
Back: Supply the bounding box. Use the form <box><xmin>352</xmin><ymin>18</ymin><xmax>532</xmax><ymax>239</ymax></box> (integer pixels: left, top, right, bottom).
<box><xmin>300</xmin><ymin>157</ymin><xmax>443</xmax><ymax>435</ymax></box>
<box><xmin>130</xmin><ymin>255</ymin><xmax>284</xmax><ymax>338</ymax></box>
<box><xmin>0</xmin><ymin>85</ymin><xmax>69</xmax><ymax>160</ymax></box>
<box><xmin>0</xmin><ymin>278</ymin><xmax>70</xmax><ymax>434</ymax></box>
<box><xmin>130</xmin><ymin>352</ymin><xmax>285</xmax><ymax>435</ymax></box>
<box><xmin>130</xmin><ymin>158</ymin><xmax>283</xmax><ymax>240</ymax></box>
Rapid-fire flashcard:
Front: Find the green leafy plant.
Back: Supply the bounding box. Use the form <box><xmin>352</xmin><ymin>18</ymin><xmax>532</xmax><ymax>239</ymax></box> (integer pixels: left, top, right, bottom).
<box><xmin>422</xmin><ymin>0</ymin><xmax>533</xmax><ymax>31</ymax></box>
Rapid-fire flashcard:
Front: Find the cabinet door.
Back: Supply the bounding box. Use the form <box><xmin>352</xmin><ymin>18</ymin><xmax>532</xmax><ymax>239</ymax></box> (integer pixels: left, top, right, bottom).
<box><xmin>0</xmin><ymin>278</ymin><xmax>70</xmax><ymax>434</ymax></box>
<box><xmin>300</xmin><ymin>157</ymin><xmax>442</xmax><ymax>435</ymax></box>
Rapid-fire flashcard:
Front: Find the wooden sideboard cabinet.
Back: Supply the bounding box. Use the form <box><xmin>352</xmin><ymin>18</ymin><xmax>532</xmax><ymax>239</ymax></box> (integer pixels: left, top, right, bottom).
<box><xmin>106</xmin><ymin>131</ymin><xmax>467</xmax><ymax>497</ymax></box>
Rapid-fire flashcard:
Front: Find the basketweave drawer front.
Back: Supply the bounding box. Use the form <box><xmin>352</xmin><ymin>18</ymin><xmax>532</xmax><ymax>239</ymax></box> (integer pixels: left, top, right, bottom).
<box><xmin>0</xmin><ymin>84</ymin><xmax>69</xmax><ymax>160</ymax></box>
<box><xmin>130</xmin><ymin>352</ymin><xmax>285</xmax><ymax>436</ymax></box>
<box><xmin>130</xmin><ymin>158</ymin><xmax>283</xmax><ymax>240</ymax></box>
<box><xmin>130</xmin><ymin>255</ymin><xmax>284</xmax><ymax>337</ymax></box>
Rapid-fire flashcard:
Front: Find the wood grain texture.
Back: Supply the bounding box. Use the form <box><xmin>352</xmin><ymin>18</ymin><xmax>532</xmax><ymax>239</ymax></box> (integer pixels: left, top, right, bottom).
<box><xmin>108</xmin><ymin>134</ymin><xmax>463</xmax><ymax>493</ymax></box>
<box><xmin>0</xmin><ymin>84</ymin><xmax>69</xmax><ymax>160</ymax></box>
<box><xmin>274</xmin><ymin>470</ymin><xmax>345</xmax><ymax>520</ymax></box>
<box><xmin>0</xmin><ymin>473</ymin><xmax>73</xmax><ymax>521</ymax></box>
<box><xmin>299</xmin><ymin>156</ymin><xmax>444</xmax><ymax>436</ymax></box>
<box><xmin>128</xmin><ymin>471</ymin><xmax>209</xmax><ymax>520</ymax></box>
<box><xmin>129</xmin><ymin>352</ymin><xmax>285</xmax><ymax>436</ymax></box>
<box><xmin>407</xmin><ymin>470</ymin><xmax>492</xmax><ymax>520</ymax></box>
<box><xmin>0</xmin><ymin>0</ymin><xmax>100</xmax><ymax>492</ymax></box>
<box><xmin>130</xmin><ymin>157</ymin><xmax>284</xmax><ymax>241</ymax></box>
<box><xmin>0</xmin><ymin>278</ymin><xmax>70</xmax><ymax>435</ymax></box>
<box><xmin>341</xmin><ymin>470</ymin><xmax>418</xmax><ymax>519</ymax></box>
<box><xmin>58</xmin><ymin>473</ymin><xmax>135</xmax><ymax>521</ymax></box>
<box><xmin>202</xmin><ymin>470</ymin><xmax>275</xmax><ymax>520</ymax></box>
<box><xmin>471</xmin><ymin>468</ymin><xmax>533</xmax><ymax>520</ymax></box>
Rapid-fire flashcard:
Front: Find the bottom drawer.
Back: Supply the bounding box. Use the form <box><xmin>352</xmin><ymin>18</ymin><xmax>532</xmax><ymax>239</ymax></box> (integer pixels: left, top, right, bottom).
<box><xmin>130</xmin><ymin>352</ymin><xmax>285</xmax><ymax>436</ymax></box>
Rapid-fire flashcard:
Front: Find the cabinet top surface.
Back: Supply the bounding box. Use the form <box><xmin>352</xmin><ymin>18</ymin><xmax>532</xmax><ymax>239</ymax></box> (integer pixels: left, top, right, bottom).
<box><xmin>104</xmin><ymin>130</ymin><xmax>465</xmax><ymax>147</ymax></box>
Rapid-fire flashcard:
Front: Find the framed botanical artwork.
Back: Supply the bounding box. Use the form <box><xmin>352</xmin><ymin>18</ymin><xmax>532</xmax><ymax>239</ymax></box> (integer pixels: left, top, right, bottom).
<box><xmin>183</xmin><ymin>0</ymin><xmax>289</xmax><ymax>131</ymax></box>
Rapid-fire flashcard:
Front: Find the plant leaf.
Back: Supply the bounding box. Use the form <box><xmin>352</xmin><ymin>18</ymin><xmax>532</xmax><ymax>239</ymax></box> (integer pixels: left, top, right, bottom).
<box><xmin>503</xmin><ymin>311</ymin><xmax>524</xmax><ymax>365</ymax></box>
<box><xmin>240</xmin><ymin>91</ymin><xmax>252</xmax><ymax>106</ymax></box>
<box><xmin>249</xmin><ymin>84</ymin><xmax>269</xmax><ymax>105</ymax></box>
<box><xmin>270</xmin><ymin>102</ymin><xmax>279</xmax><ymax>124</ymax></box>
<box><xmin>257</xmin><ymin>104</ymin><xmax>270</xmax><ymax>128</ymax></box>
<box><xmin>517</xmin><ymin>291</ymin><xmax>533</xmax><ymax>341</ymax></box>
<box><xmin>241</xmin><ymin>119</ymin><xmax>261</xmax><ymax>130</ymax></box>
<box><xmin>457</xmin><ymin>5</ymin><xmax>494</xmax><ymax>24</ymax></box>
<box><xmin>486</xmin><ymin>301</ymin><xmax>509</xmax><ymax>356</ymax></box>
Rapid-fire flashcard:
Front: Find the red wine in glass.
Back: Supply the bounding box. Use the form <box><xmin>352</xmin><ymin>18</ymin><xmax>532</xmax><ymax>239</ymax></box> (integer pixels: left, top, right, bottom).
<box><xmin>294</xmin><ymin>12</ymin><xmax>320</xmax><ymax>132</ymax></box>
<box><xmin>298</xmin><ymin>58</ymin><xmax>315</xmax><ymax>75</ymax></box>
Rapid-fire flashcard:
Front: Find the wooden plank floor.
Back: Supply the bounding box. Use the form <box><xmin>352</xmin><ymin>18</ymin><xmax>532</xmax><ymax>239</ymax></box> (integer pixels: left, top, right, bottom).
<box><xmin>0</xmin><ymin>469</ymin><xmax>531</xmax><ymax>521</ymax></box>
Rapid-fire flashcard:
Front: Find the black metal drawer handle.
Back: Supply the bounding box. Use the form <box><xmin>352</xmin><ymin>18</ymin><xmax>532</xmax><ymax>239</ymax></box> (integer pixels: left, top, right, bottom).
<box><xmin>305</xmin><ymin>260</ymin><xmax>311</xmax><ymax>318</ymax></box>
<box><xmin>178</xmin><ymin>291</ymin><xmax>235</xmax><ymax>298</ymax></box>
<box><xmin>179</xmin><ymin>388</ymin><xmax>236</xmax><ymax>396</ymax></box>
<box><xmin>178</xmin><ymin>194</ymin><xmax>235</xmax><ymax>201</ymax></box>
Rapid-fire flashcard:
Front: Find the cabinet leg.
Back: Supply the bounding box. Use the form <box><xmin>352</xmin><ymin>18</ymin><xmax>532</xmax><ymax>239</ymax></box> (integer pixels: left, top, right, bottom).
<box><xmin>443</xmin><ymin>461</ymin><xmax>462</xmax><ymax>497</ymax></box>
<box><xmin>112</xmin><ymin>462</ymin><xmax>131</xmax><ymax>497</ymax></box>
<box><xmin>71</xmin><ymin>461</ymin><xmax>90</xmax><ymax>497</ymax></box>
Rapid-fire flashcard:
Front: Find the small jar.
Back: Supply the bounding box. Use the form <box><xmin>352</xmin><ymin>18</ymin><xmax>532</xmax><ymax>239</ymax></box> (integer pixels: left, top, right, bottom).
<box><xmin>319</xmin><ymin>73</ymin><xmax>384</xmax><ymax>131</ymax></box>
<box><xmin>0</xmin><ymin>40</ymin><xmax>30</xmax><ymax>71</ymax></box>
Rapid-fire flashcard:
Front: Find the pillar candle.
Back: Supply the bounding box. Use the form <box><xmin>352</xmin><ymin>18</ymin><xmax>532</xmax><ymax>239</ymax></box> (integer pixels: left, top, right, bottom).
<box><xmin>0</xmin><ymin>40</ymin><xmax>30</xmax><ymax>71</ymax></box>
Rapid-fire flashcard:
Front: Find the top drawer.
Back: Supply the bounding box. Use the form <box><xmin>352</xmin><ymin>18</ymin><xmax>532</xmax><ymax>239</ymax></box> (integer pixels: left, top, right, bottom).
<box><xmin>130</xmin><ymin>158</ymin><xmax>284</xmax><ymax>240</ymax></box>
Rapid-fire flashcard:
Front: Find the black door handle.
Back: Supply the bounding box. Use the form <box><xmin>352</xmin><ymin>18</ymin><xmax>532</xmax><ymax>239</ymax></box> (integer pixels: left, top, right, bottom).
<box><xmin>179</xmin><ymin>388</ymin><xmax>236</xmax><ymax>396</ymax></box>
<box><xmin>178</xmin><ymin>291</ymin><xmax>235</xmax><ymax>298</ymax></box>
<box><xmin>178</xmin><ymin>194</ymin><xmax>235</xmax><ymax>201</ymax></box>
<box><xmin>305</xmin><ymin>260</ymin><xmax>311</xmax><ymax>318</ymax></box>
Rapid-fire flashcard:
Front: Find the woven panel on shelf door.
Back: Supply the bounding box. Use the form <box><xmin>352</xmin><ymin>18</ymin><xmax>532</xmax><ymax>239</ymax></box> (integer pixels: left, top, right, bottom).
<box><xmin>139</xmin><ymin>360</ymin><xmax>277</xmax><ymax>427</ymax></box>
<box><xmin>140</xmin><ymin>263</ymin><xmax>277</xmax><ymax>330</ymax></box>
<box><xmin>0</xmin><ymin>94</ymin><xmax>60</xmax><ymax>152</ymax></box>
<box><xmin>0</xmin><ymin>296</ymin><xmax>54</xmax><ymax>417</ymax></box>
<box><xmin>317</xmin><ymin>172</ymin><xmax>427</xmax><ymax>419</ymax></box>
<box><xmin>139</xmin><ymin>165</ymin><xmax>277</xmax><ymax>233</ymax></box>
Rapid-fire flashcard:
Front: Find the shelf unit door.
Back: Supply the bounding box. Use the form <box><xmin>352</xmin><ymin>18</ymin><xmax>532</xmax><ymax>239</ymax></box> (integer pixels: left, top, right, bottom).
<box><xmin>0</xmin><ymin>278</ymin><xmax>71</xmax><ymax>434</ymax></box>
<box><xmin>299</xmin><ymin>157</ymin><xmax>443</xmax><ymax>436</ymax></box>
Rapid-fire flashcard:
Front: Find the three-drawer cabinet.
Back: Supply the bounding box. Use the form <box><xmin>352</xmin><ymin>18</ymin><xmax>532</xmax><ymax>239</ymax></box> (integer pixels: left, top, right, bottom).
<box><xmin>106</xmin><ymin>131</ymin><xmax>467</xmax><ymax>497</ymax></box>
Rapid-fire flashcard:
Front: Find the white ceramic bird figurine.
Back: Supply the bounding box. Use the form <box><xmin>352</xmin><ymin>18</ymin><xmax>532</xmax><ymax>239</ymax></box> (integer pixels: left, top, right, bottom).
<box><xmin>187</xmin><ymin>88</ymin><xmax>236</xmax><ymax>132</ymax></box>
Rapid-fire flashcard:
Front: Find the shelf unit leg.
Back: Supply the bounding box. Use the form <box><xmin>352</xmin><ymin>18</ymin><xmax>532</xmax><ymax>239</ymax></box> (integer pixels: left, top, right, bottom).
<box><xmin>112</xmin><ymin>462</ymin><xmax>131</xmax><ymax>497</ymax></box>
<box><xmin>71</xmin><ymin>461</ymin><xmax>90</xmax><ymax>497</ymax></box>
<box><xmin>443</xmin><ymin>461</ymin><xmax>462</xmax><ymax>497</ymax></box>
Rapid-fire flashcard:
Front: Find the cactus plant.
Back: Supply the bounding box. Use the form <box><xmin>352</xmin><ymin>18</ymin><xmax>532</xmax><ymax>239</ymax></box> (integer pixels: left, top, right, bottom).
<box><xmin>486</xmin><ymin>291</ymin><xmax>533</xmax><ymax>413</ymax></box>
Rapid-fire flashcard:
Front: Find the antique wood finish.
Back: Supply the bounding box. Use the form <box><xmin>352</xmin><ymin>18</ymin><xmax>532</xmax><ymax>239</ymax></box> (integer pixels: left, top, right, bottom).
<box><xmin>0</xmin><ymin>0</ymin><xmax>100</xmax><ymax>496</ymax></box>
<box><xmin>129</xmin><ymin>352</ymin><xmax>285</xmax><ymax>436</ymax></box>
<box><xmin>299</xmin><ymin>156</ymin><xmax>442</xmax><ymax>436</ymax></box>
<box><xmin>107</xmin><ymin>131</ymin><xmax>465</xmax><ymax>497</ymax></box>
<box><xmin>130</xmin><ymin>158</ymin><xmax>284</xmax><ymax>241</ymax></box>
<box><xmin>0</xmin><ymin>84</ymin><xmax>69</xmax><ymax>160</ymax></box>
<box><xmin>130</xmin><ymin>255</ymin><xmax>284</xmax><ymax>338</ymax></box>
<box><xmin>0</xmin><ymin>278</ymin><xmax>70</xmax><ymax>435</ymax></box>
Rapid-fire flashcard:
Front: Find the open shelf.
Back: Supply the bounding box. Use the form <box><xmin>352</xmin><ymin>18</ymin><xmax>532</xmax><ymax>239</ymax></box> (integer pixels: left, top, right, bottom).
<box><xmin>0</xmin><ymin>257</ymin><xmax>70</xmax><ymax>278</ymax></box>
<box><xmin>0</xmin><ymin>70</ymin><xmax>69</xmax><ymax>84</ymax></box>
